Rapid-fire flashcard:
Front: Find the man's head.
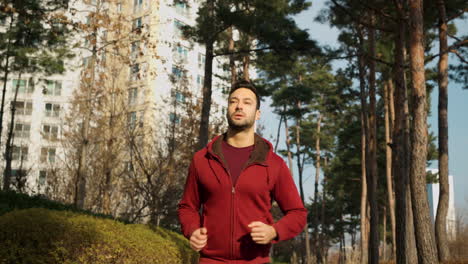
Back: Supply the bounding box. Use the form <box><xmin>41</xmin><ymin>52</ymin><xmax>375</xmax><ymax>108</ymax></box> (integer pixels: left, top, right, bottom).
<box><xmin>226</xmin><ymin>80</ymin><xmax>261</xmax><ymax>131</ymax></box>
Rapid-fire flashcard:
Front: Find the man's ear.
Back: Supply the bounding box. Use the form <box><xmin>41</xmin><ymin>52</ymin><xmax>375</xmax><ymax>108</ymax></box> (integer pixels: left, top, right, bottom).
<box><xmin>255</xmin><ymin>109</ymin><xmax>261</xmax><ymax>121</ymax></box>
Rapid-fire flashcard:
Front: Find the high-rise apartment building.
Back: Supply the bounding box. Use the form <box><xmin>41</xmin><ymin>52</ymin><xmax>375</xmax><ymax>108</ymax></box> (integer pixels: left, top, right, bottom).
<box><xmin>427</xmin><ymin>168</ymin><xmax>457</xmax><ymax>240</ymax></box>
<box><xmin>1</xmin><ymin>0</ymin><xmax>229</xmax><ymax>195</ymax></box>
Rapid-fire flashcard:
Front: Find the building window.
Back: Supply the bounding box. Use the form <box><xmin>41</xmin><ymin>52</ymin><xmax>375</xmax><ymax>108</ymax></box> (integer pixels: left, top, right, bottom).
<box><xmin>197</xmin><ymin>75</ymin><xmax>204</xmax><ymax>88</ymax></box>
<box><xmin>173</xmin><ymin>20</ymin><xmax>186</xmax><ymax>38</ymax></box>
<box><xmin>172</xmin><ymin>66</ymin><xmax>184</xmax><ymax>81</ymax></box>
<box><xmin>169</xmin><ymin>112</ymin><xmax>180</xmax><ymax>124</ymax></box>
<box><xmin>128</xmin><ymin>111</ymin><xmax>137</xmax><ymax>128</ymax></box>
<box><xmin>42</xmin><ymin>124</ymin><xmax>59</xmax><ymax>141</ymax></box>
<box><xmin>12</xmin><ymin>79</ymin><xmax>34</xmax><ymax>94</ymax></box>
<box><xmin>43</xmin><ymin>80</ymin><xmax>62</xmax><ymax>96</ymax></box>
<box><xmin>12</xmin><ymin>146</ymin><xmax>29</xmax><ymax>161</ymax></box>
<box><xmin>40</xmin><ymin>147</ymin><xmax>56</xmax><ymax>163</ymax></box>
<box><xmin>83</xmin><ymin>56</ymin><xmax>91</xmax><ymax>67</ymax></box>
<box><xmin>39</xmin><ymin>171</ymin><xmax>47</xmax><ymax>186</ymax></box>
<box><xmin>117</xmin><ymin>2</ymin><xmax>122</xmax><ymax>12</ymax></box>
<box><xmin>128</xmin><ymin>88</ymin><xmax>138</xmax><ymax>105</ymax></box>
<box><xmin>173</xmin><ymin>44</ymin><xmax>188</xmax><ymax>63</ymax></box>
<box><xmin>133</xmin><ymin>17</ymin><xmax>143</xmax><ymax>30</ymax></box>
<box><xmin>133</xmin><ymin>0</ymin><xmax>143</xmax><ymax>12</ymax></box>
<box><xmin>175</xmin><ymin>91</ymin><xmax>185</xmax><ymax>103</ymax></box>
<box><xmin>174</xmin><ymin>1</ymin><xmax>189</xmax><ymax>16</ymax></box>
<box><xmin>198</xmin><ymin>53</ymin><xmax>205</xmax><ymax>69</ymax></box>
<box><xmin>14</xmin><ymin>123</ymin><xmax>31</xmax><ymax>139</ymax></box>
<box><xmin>14</xmin><ymin>101</ymin><xmax>33</xmax><ymax>116</ymax></box>
<box><xmin>130</xmin><ymin>64</ymin><xmax>140</xmax><ymax>81</ymax></box>
<box><xmin>131</xmin><ymin>41</ymin><xmax>140</xmax><ymax>60</ymax></box>
<box><xmin>45</xmin><ymin>103</ymin><xmax>60</xmax><ymax>117</ymax></box>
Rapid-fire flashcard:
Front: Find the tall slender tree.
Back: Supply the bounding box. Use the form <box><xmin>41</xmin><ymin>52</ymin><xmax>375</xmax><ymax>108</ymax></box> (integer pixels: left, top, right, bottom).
<box><xmin>408</xmin><ymin>0</ymin><xmax>439</xmax><ymax>262</ymax></box>
<box><xmin>435</xmin><ymin>0</ymin><xmax>450</xmax><ymax>261</ymax></box>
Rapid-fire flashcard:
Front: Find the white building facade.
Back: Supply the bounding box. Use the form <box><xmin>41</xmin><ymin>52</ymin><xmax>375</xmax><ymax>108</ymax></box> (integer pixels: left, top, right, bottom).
<box><xmin>426</xmin><ymin>168</ymin><xmax>457</xmax><ymax>240</ymax></box>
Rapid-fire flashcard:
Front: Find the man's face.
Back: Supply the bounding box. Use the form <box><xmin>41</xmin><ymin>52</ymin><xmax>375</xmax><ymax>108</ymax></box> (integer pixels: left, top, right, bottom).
<box><xmin>227</xmin><ymin>88</ymin><xmax>260</xmax><ymax>131</ymax></box>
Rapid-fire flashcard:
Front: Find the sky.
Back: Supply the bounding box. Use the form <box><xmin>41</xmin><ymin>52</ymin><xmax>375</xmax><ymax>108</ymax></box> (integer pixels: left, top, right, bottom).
<box><xmin>260</xmin><ymin>0</ymin><xmax>468</xmax><ymax>211</ymax></box>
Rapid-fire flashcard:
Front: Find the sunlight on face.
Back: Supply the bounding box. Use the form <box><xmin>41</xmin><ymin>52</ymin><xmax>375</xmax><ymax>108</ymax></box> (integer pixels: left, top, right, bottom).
<box><xmin>227</xmin><ymin>88</ymin><xmax>260</xmax><ymax>131</ymax></box>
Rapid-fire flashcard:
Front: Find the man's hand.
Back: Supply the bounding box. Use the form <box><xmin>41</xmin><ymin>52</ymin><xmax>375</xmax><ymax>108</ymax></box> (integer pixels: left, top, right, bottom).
<box><xmin>190</xmin><ymin>227</ymin><xmax>208</xmax><ymax>251</ymax></box>
<box><xmin>248</xmin><ymin>221</ymin><xmax>277</xmax><ymax>244</ymax></box>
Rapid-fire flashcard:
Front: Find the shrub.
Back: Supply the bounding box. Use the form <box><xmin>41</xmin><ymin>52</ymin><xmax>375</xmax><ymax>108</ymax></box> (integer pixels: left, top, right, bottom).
<box><xmin>0</xmin><ymin>191</ymin><xmax>117</xmax><ymax>221</ymax></box>
<box><xmin>0</xmin><ymin>208</ymin><xmax>198</xmax><ymax>264</ymax></box>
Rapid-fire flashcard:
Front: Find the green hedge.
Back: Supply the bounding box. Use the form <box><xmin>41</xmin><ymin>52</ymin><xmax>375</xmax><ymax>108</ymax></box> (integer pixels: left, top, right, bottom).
<box><xmin>0</xmin><ymin>208</ymin><xmax>198</xmax><ymax>264</ymax></box>
<box><xmin>0</xmin><ymin>191</ymin><xmax>115</xmax><ymax>220</ymax></box>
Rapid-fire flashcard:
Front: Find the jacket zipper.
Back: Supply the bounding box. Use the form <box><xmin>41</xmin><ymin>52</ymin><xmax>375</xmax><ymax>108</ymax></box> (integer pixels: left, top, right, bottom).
<box><xmin>210</xmin><ymin>154</ymin><xmax>268</xmax><ymax>261</ymax></box>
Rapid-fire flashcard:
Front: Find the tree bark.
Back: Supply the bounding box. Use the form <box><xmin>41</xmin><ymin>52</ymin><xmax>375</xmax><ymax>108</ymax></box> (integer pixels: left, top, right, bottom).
<box><xmin>294</xmin><ymin>101</ymin><xmax>312</xmax><ymax>264</ymax></box>
<box><xmin>384</xmin><ymin>79</ymin><xmax>397</xmax><ymax>260</ymax></box>
<box><xmin>284</xmin><ymin>112</ymin><xmax>294</xmax><ymax>173</ymax></box>
<box><xmin>313</xmin><ymin>113</ymin><xmax>323</xmax><ymax>264</ymax></box>
<box><xmin>383</xmin><ymin>205</ymin><xmax>387</xmax><ymax>261</ymax></box>
<box><xmin>75</xmin><ymin>29</ymin><xmax>99</xmax><ymax>208</ymax></box>
<box><xmin>197</xmin><ymin>0</ymin><xmax>215</xmax><ymax>150</ymax></box>
<box><xmin>284</xmin><ymin>112</ymin><xmax>300</xmax><ymax>263</ymax></box>
<box><xmin>229</xmin><ymin>26</ymin><xmax>237</xmax><ymax>88</ymax></box>
<box><xmin>274</xmin><ymin>115</ymin><xmax>283</xmax><ymax>153</ymax></box>
<box><xmin>321</xmin><ymin>156</ymin><xmax>328</xmax><ymax>264</ymax></box>
<box><xmin>408</xmin><ymin>0</ymin><xmax>439</xmax><ymax>262</ymax></box>
<box><xmin>3</xmin><ymin>72</ymin><xmax>22</xmax><ymax>191</ymax></box>
<box><xmin>242</xmin><ymin>35</ymin><xmax>252</xmax><ymax>81</ymax></box>
<box><xmin>0</xmin><ymin>15</ymin><xmax>14</xmax><ymax>149</ymax></box>
<box><xmin>435</xmin><ymin>0</ymin><xmax>450</xmax><ymax>261</ymax></box>
<box><xmin>367</xmin><ymin>10</ymin><xmax>380</xmax><ymax>264</ymax></box>
<box><xmin>357</xmin><ymin>25</ymin><xmax>369</xmax><ymax>264</ymax></box>
<box><xmin>392</xmin><ymin>1</ymin><xmax>418</xmax><ymax>262</ymax></box>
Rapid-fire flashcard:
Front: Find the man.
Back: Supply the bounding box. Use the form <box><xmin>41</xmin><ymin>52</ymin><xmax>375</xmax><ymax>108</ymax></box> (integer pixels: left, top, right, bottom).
<box><xmin>178</xmin><ymin>80</ymin><xmax>307</xmax><ymax>264</ymax></box>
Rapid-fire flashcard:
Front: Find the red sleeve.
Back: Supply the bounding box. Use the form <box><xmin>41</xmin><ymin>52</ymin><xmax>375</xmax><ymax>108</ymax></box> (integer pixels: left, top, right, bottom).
<box><xmin>177</xmin><ymin>159</ymin><xmax>201</xmax><ymax>239</ymax></box>
<box><xmin>271</xmin><ymin>160</ymin><xmax>307</xmax><ymax>242</ymax></box>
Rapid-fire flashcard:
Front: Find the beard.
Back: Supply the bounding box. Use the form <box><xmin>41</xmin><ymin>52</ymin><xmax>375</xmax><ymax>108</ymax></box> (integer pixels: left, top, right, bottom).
<box><xmin>227</xmin><ymin>112</ymin><xmax>255</xmax><ymax>131</ymax></box>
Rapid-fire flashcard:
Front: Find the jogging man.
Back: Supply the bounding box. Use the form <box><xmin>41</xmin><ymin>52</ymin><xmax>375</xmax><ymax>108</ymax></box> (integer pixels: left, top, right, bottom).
<box><xmin>178</xmin><ymin>80</ymin><xmax>307</xmax><ymax>264</ymax></box>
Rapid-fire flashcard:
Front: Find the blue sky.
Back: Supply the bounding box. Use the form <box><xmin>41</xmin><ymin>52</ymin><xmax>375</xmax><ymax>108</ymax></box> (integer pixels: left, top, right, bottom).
<box><xmin>261</xmin><ymin>1</ymin><xmax>468</xmax><ymax>210</ymax></box>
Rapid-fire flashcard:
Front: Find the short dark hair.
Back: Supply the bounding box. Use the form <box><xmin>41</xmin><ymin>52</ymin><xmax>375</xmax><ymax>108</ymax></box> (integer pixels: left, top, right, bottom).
<box><xmin>229</xmin><ymin>79</ymin><xmax>261</xmax><ymax>109</ymax></box>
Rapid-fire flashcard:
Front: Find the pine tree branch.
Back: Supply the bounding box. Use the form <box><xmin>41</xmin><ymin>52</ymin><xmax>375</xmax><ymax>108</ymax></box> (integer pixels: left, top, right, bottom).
<box><xmin>330</xmin><ymin>0</ymin><xmax>393</xmax><ymax>33</ymax></box>
<box><xmin>446</xmin><ymin>8</ymin><xmax>467</xmax><ymax>22</ymax></box>
<box><xmin>425</xmin><ymin>39</ymin><xmax>468</xmax><ymax>63</ymax></box>
<box><xmin>451</xmin><ymin>49</ymin><xmax>468</xmax><ymax>64</ymax></box>
<box><xmin>213</xmin><ymin>45</ymin><xmax>313</xmax><ymax>57</ymax></box>
<box><xmin>357</xmin><ymin>1</ymin><xmax>398</xmax><ymax>22</ymax></box>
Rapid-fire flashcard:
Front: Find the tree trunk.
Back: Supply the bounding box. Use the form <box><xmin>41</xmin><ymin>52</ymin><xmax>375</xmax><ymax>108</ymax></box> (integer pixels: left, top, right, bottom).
<box><xmin>284</xmin><ymin>111</ymin><xmax>300</xmax><ymax>262</ymax></box>
<box><xmin>367</xmin><ymin>10</ymin><xmax>380</xmax><ymax>264</ymax></box>
<box><xmin>383</xmin><ymin>205</ymin><xmax>387</xmax><ymax>261</ymax></box>
<box><xmin>229</xmin><ymin>26</ymin><xmax>236</xmax><ymax>88</ymax></box>
<box><xmin>0</xmin><ymin>16</ymin><xmax>14</xmax><ymax>149</ymax></box>
<box><xmin>321</xmin><ymin>156</ymin><xmax>328</xmax><ymax>264</ymax></box>
<box><xmin>274</xmin><ymin>115</ymin><xmax>283</xmax><ymax>153</ymax></box>
<box><xmin>197</xmin><ymin>0</ymin><xmax>215</xmax><ymax>150</ymax></box>
<box><xmin>294</xmin><ymin>102</ymin><xmax>312</xmax><ymax>264</ymax></box>
<box><xmin>408</xmin><ymin>0</ymin><xmax>439</xmax><ymax>262</ymax></box>
<box><xmin>435</xmin><ymin>0</ymin><xmax>450</xmax><ymax>261</ymax></box>
<box><xmin>392</xmin><ymin>2</ymin><xmax>418</xmax><ymax>262</ymax></box>
<box><xmin>284</xmin><ymin>111</ymin><xmax>294</xmax><ymax>173</ymax></box>
<box><xmin>75</xmin><ymin>34</ymin><xmax>99</xmax><ymax>209</ymax></box>
<box><xmin>242</xmin><ymin>35</ymin><xmax>252</xmax><ymax>81</ymax></box>
<box><xmin>357</xmin><ymin>25</ymin><xmax>369</xmax><ymax>264</ymax></box>
<box><xmin>3</xmin><ymin>72</ymin><xmax>22</xmax><ymax>191</ymax></box>
<box><xmin>313</xmin><ymin>113</ymin><xmax>323</xmax><ymax>264</ymax></box>
<box><xmin>384</xmin><ymin>79</ymin><xmax>397</xmax><ymax>260</ymax></box>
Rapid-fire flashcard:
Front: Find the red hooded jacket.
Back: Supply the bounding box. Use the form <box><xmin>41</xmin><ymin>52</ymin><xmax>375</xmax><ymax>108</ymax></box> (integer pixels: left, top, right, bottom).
<box><xmin>178</xmin><ymin>134</ymin><xmax>307</xmax><ymax>264</ymax></box>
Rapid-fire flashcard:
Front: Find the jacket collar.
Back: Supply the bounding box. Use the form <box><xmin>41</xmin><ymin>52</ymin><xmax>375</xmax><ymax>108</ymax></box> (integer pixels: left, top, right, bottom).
<box><xmin>207</xmin><ymin>133</ymin><xmax>270</xmax><ymax>167</ymax></box>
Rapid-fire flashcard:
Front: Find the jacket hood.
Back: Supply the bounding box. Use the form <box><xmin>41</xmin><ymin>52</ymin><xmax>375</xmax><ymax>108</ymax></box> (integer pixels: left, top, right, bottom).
<box><xmin>206</xmin><ymin>133</ymin><xmax>272</xmax><ymax>168</ymax></box>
